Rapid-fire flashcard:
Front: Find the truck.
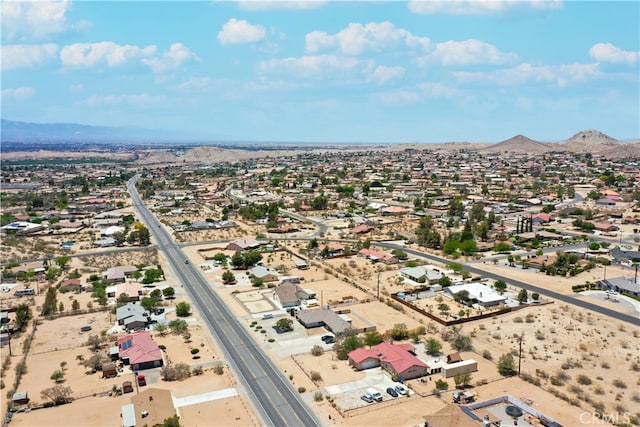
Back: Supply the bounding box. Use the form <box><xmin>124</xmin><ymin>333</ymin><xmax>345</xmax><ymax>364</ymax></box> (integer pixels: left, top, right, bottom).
<box><xmin>362</xmin><ymin>388</ymin><xmax>383</xmax><ymax>403</ymax></box>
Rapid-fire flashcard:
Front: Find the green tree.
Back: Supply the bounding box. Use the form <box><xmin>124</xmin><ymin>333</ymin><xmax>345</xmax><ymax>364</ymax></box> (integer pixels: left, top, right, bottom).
<box><xmin>222</xmin><ymin>270</ymin><xmax>236</xmax><ymax>284</ymax></box>
<box><xmin>453</xmin><ymin>334</ymin><xmax>473</xmax><ymax>351</ymax></box>
<box><xmin>497</xmin><ymin>353</ymin><xmax>517</xmax><ymax>376</ymax></box>
<box><xmin>162</xmin><ymin>287</ymin><xmax>175</xmax><ymax>299</ymax></box>
<box><xmin>14</xmin><ymin>303</ymin><xmax>32</xmax><ymax>331</ymax></box>
<box><xmin>516</xmin><ymin>288</ymin><xmax>528</xmax><ymax>305</ymax></box>
<box><xmin>364</xmin><ymin>331</ymin><xmax>384</xmax><ymax>348</ymax></box>
<box><xmin>72</xmin><ymin>299</ymin><xmax>80</xmax><ymax>311</ymax></box>
<box><xmin>389</xmin><ymin>323</ymin><xmax>409</xmax><ymax>340</ymax></box>
<box><xmin>275</xmin><ymin>318</ymin><xmax>293</xmax><ymax>332</ymax></box>
<box><xmin>175</xmin><ymin>302</ymin><xmax>191</xmax><ymax>317</ymax></box>
<box><xmin>425</xmin><ymin>337</ymin><xmax>442</xmax><ymax>356</ymax></box>
<box><xmin>50</xmin><ymin>369</ymin><xmax>65</xmax><ymax>383</ymax></box>
<box><xmin>494</xmin><ymin>280</ymin><xmax>507</xmax><ymax>294</ymax></box>
<box><xmin>169</xmin><ymin>319</ymin><xmax>189</xmax><ymax>335</ymax></box>
<box><xmin>336</xmin><ymin>333</ymin><xmax>364</xmax><ymax>360</ymax></box>
<box><xmin>55</xmin><ymin>256</ymin><xmax>71</xmax><ymax>270</ymax></box>
<box><xmin>40</xmin><ymin>385</ymin><xmax>73</xmax><ymax>405</ymax></box>
<box><xmin>162</xmin><ymin>414</ymin><xmax>180</xmax><ymax>427</ymax></box>
<box><xmin>453</xmin><ymin>370</ymin><xmax>473</xmax><ymax>388</ymax></box>
<box><xmin>141</xmin><ymin>296</ymin><xmax>159</xmax><ymax>311</ymax></box>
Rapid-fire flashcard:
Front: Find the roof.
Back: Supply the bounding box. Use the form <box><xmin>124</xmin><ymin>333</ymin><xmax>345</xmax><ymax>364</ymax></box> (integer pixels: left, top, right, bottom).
<box><xmin>297</xmin><ymin>308</ymin><xmax>353</xmax><ymax>335</ymax></box>
<box><xmin>117</xmin><ymin>331</ymin><xmax>162</xmax><ymax>365</ymax></box>
<box><xmin>446</xmin><ymin>282</ymin><xmax>506</xmax><ymax>304</ymax></box>
<box><xmin>130</xmin><ymin>388</ymin><xmax>175</xmax><ymax>427</ymax></box>
<box><xmin>226</xmin><ymin>237</ymin><xmax>262</xmax><ymax>250</ymax></box>
<box><xmin>275</xmin><ymin>282</ymin><xmax>300</xmax><ymax>305</ymax></box>
<box><xmin>117</xmin><ymin>303</ymin><xmax>146</xmax><ymax>321</ymax></box>
<box><xmin>348</xmin><ymin>342</ymin><xmax>428</xmax><ymax>375</ymax></box>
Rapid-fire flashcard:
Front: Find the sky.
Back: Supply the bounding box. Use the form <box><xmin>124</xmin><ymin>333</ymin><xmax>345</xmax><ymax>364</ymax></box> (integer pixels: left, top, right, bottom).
<box><xmin>1</xmin><ymin>0</ymin><xmax>639</xmax><ymax>144</ymax></box>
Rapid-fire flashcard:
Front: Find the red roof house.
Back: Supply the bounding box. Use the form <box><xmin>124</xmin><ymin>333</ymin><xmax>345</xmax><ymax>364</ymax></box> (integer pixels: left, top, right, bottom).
<box><xmin>348</xmin><ymin>342</ymin><xmax>430</xmax><ymax>380</ymax></box>
<box><xmin>117</xmin><ymin>331</ymin><xmax>164</xmax><ymax>371</ymax></box>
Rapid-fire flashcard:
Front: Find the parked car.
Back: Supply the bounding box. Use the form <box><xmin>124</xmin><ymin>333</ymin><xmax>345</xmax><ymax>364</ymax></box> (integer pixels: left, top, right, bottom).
<box><xmin>386</xmin><ymin>387</ymin><xmax>398</xmax><ymax>398</ymax></box>
<box><xmin>321</xmin><ymin>335</ymin><xmax>335</xmax><ymax>344</ymax></box>
<box><xmin>184</xmin><ymin>259</ymin><xmax>189</xmax><ymax>264</ymax></box>
<box><xmin>361</xmin><ymin>394</ymin><xmax>374</xmax><ymax>403</ymax></box>
<box><xmin>137</xmin><ymin>374</ymin><xmax>146</xmax><ymax>386</ymax></box>
<box><xmin>154</xmin><ymin>308</ymin><xmax>165</xmax><ymax>315</ymax></box>
<box><xmin>395</xmin><ymin>384</ymin><xmax>408</xmax><ymax>395</ymax></box>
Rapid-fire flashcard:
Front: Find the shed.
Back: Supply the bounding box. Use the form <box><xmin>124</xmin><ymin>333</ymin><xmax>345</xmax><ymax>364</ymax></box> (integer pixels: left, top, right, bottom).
<box><xmin>102</xmin><ymin>363</ymin><xmax>118</xmax><ymax>378</ymax></box>
<box><xmin>122</xmin><ymin>381</ymin><xmax>134</xmax><ymax>394</ymax></box>
<box><xmin>12</xmin><ymin>391</ymin><xmax>29</xmax><ymax>405</ymax></box>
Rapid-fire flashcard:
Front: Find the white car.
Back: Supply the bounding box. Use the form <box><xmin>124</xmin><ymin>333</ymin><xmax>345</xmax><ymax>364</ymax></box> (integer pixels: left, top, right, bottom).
<box><xmin>395</xmin><ymin>384</ymin><xmax>408</xmax><ymax>395</ymax></box>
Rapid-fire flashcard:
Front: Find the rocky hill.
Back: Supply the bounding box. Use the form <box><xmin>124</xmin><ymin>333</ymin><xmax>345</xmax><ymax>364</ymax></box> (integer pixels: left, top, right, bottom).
<box><xmin>477</xmin><ymin>134</ymin><xmax>551</xmax><ymax>154</ymax></box>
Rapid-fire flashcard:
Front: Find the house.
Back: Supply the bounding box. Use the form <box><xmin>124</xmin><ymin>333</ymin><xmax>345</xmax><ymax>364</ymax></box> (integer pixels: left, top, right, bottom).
<box><xmin>357</xmin><ymin>249</ymin><xmax>398</xmax><ymax>265</ymax></box>
<box><xmin>294</xmin><ymin>259</ymin><xmax>309</xmax><ymax>270</ymax></box>
<box><xmin>116</xmin><ymin>303</ymin><xmax>147</xmax><ymax>326</ymax></box>
<box><xmin>593</xmin><ymin>222</ymin><xmax>618</xmax><ymax>232</ymax></box>
<box><xmin>248</xmin><ymin>265</ymin><xmax>279</xmax><ymax>283</ymax></box>
<box><xmin>117</xmin><ymin>331</ymin><xmax>163</xmax><ymax>371</ymax></box>
<box><xmin>348</xmin><ymin>342</ymin><xmax>430</xmax><ymax>380</ymax></box>
<box><xmin>107</xmin><ymin>282</ymin><xmax>143</xmax><ymax>301</ymax></box>
<box><xmin>351</xmin><ymin>224</ymin><xmax>374</xmax><ymax>235</ymax></box>
<box><xmin>399</xmin><ymin>265</ymin><xmax>444</xmax><ymax>284</ymax></box>
<box><xmin>60</xmin><ymin>278</ymin><xmax>83</xmax><ymax>292</ymax></box>
<box><xmin>122</xmin><ymin>388</ymin><xmax>176</xmax><ymax>427</ymax></box>
<box><xmin>273</xmin><ymin>282</ymin><xmax>300</xmax><ymax>308</ymax></box>
<box><xmin>0</xmin><ymin>221</ymin><xmax>44</xmax><ymax>235</ymax></box>
<box><xmin>225</xmin><ymin>237</ymin><xmax>263</xmax><ymax>252</ymax></box>
<box><xmin>601</xmin><ymin>277</ymin><xmax>640</xmax><ymax>297</ymax></box>
<box><xmin>445</xmin><ymin>282</ymin><xmax>506</xmax><ymax>308</ymax></box>
<box><xmin>296</xmin><ymin>307</ymin><xmax>355</xmax><ymax>336</ymax></box>
<box><xmin>442</xmin><ymin>359</ymin><xmax>478</xmax><ymax>379</ymax></box>
<box><xmin>531</xmin><ymin>213</ymin><xmax>553</xmax><ymax>224</ymax></box>
<box><xmin>104</xmin><ymin>265</ymin><xmax>138</xmax><ymax>283</ymax></box>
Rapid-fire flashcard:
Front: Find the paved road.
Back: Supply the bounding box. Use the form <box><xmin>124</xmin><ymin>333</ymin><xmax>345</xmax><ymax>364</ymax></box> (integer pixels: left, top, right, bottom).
<box><xmin>128</xmin><ymin>178</ymin><xmax>321</xmax><ymax>427</ymax></box>
<box><xmin>375</xmin><ymin>241</ymin><xmax>640</xmax><ymax>327</ymax></box>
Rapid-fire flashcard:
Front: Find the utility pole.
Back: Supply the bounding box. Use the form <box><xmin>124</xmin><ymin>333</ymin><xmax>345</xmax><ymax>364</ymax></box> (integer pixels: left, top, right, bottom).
<box><xmin>377</xmin><ymin>271</ymin><xmax>380</xmax><ymax>300</ymax></box>
<box><xmin>518</xmin><ymin>334</ymin><xmax>524</xmax><ymax>375</ymax></box>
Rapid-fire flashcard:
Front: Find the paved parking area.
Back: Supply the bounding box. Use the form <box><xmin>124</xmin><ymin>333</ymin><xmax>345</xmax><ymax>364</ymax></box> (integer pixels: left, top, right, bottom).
<box><xmin>323</xmin><ymin>368</ymin><xmax>410</xmax><ymax>410</ymax></box>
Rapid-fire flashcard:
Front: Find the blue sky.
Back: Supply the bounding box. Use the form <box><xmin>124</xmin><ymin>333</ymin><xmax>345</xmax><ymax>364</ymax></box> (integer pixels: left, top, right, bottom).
<box><xmin>2</xmin><ymin>1</ymin><xmax>639</xmax><ymax>143</ymax></box>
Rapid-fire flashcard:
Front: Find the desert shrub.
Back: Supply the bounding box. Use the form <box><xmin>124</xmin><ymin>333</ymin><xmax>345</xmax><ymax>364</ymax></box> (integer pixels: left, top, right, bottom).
<box><xmin>213</xmin><ymin>365</ymin><xmax>224</xmax><ymax>375</ymax></box>
<box><xmin>601</xmin><ymin>361</ymin><xmax>610</xmax><ymax>369</ymax></box>
<box><xmin>577</xmin><ymin>374</ymin><xmax>592</xmax><ymax>385</ymax></box>
<box><xmin>310</xmin><ymin>371</ymin><xmax>322</xmax><ymax>382</ymax></box>
<box><xmin>612</xmin><ymin>379</ymin><xmax>627</xmax><ymax>389</ymax></box>
<box><xmin>513</xmin><ymin>316</ymin><xmax>523</xmax><ymax>323</ymax></box>
<box><xmin>568</xmin><ymin>384</ymin><xmax>583</xmax><ymax>394</ymax></box>
<box><xmin>313</xmin><ymin>391</ymin><xmax>323</xmax><ymax>402</ymax></box>
<box><xmin>525</xmin><ymin>314</ymin><xmax>536</xmax><ymax>323</ymax></box>
<box><xmin>482</xmin><ymin>350</ymin><xmax>493</xmax><ymax>360</ymax></box>
<box><xmin>535</xmin><ymin>369</ymin><xmax>549</xmax><ymax>379</ymax></box>
<box><xmin>593</xmin><ymin>385</ymin><xmax>605</xmax><ymax>395</ymax></box>
<box><xmin>521</xmin><ymin>373</ymin><xmax>541</xmax><ymax>386</ymax></box>
<box><xmin>435</xmin><ymin>379</ymin><xmax>448</xmax><ymax>390</ymax></box>
<box><xmin>311</xmin><ymin>345</ymin><xmax>324</xmax><ymax>356</ymax></box>
<box><xmin>192</xmin><ymin>366</ymin><xmax>203</xmax><ymax>376</ymax></box>
<box><xmin>297</xmin><ymin>387</ymin><xmax>306</xmax><ymax>393</ymax></box>
<box><xmin>631</xmin><ymin>362</ymin><xmax>640</xmax><ymax>372</ymax></box>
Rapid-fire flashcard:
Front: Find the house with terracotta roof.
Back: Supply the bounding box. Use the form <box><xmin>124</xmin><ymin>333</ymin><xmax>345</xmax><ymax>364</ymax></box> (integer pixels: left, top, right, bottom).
<box><xmin>117</xmin><ymin>331</ymin><xmax>163</xmax><ymax>371</ymax></box>
<box><xmin>357</xmin><ymin>249</ymin><xmax>398</xmax><ymax>265</ymax></box>
<box><xmin>351</xmin><ymin>224</ymin><xmax>374</xmax><ymax>235</ymax></box>
<box><xmin>348</xmin><ymin>342</ymin><xmax>430</xmax><ymax>380</ymax></box>
<box><xmin>225</xmin><ymin>237</ymin><xmax>263</xmax><ymax>252</ymax></box>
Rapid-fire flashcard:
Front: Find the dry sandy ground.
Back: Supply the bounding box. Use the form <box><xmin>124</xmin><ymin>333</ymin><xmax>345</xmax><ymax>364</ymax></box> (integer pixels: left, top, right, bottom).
<box><xmin>5</xmin><ymin>228</ymin><xmax>639</xmax><ymax>427</ymax></box>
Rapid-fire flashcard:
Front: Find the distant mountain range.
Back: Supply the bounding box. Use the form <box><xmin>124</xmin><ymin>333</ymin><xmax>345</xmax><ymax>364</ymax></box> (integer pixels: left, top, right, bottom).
<box><xmin>0</xmin><ymin>119</ymin><xmax>206</xmax><ymax>143</ymax></box>
<box><xmin>1</xmin><ymin>119</ymin><xmax>639</xmax><ymax>158</ymax></box>
<box><xmin>476</xmin><ymin>129</ymin><xmax>640</xmax><ymax>158</ymax></box>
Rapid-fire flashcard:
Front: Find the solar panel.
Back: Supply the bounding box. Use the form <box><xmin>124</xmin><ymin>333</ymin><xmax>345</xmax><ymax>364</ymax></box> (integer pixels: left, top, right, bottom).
<box><xmin>121</xmin><ymin>339</ymin><xmax>132</xmax><ymax>350</ymax></box>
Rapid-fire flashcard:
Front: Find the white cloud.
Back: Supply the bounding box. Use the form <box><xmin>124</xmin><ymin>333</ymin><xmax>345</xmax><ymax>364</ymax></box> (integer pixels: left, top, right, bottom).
<box><xmin>418</xmin><ymin>39</ymin><xmax>518</xmax><ymax>66</ymax></box>
<box><xmin>305</xmin><ymin>21</ymin><xmax>430</xmax><ymax>55</ymax></box>
<box><xmin>237</xmin><ymin>1</ymin><xmax>326</xmax><ymax>11</ymax></box>
<box><xmin>453</xmin><ymin>62</ymin><xmax>601</xmax><ymax>87</ymax></box>
<box><xmin>79</xmin><ymin>93</ymin><xmax>168</xmax><ymax>107</ymax></box>
<box><xmin>1</xmin><ymin>86</ymin><xmax>36</xmax><ymax>101</ymax></box>
<box><xmin>258</xmin><ymin>54</ymin><xmax>374</xmax><ymax>79</ymax></box>
<box><xmin>370</xmin><ymin>66</ymin><xmax>405</xmax><ymax>84</ymax></box>
<box><xmin>407</xmin><ymin>0</ymin><xmax>563</xmax><ymax>15</ymax></box>
<box><xmin>175</xmin><ymin>77</ymin><xmax>211</xmax><ymax>92</ymax></box>
<box><xmin>589</xmin><ymin>43</ymin><xmax>639</xmax><ymax>65</ymax></box>
<box><xmin>218</xmin><ymin>18</ymin><xmax>266</xmax><ymax>45</ymax></box>
<box><xmin>142</xmin><ymin>43</ymin><xmax>200</xmax><ymax>73</ymax></box>
<box><xmin>371</xmin><ymin>82</ymin><xmax>457</xmax><ymax>104</ymax></box>
<box><xmin>1</xmin><ymin>44</ymin><xmax>59</xmax><ymax>71</ymax></box>
<box><xmin>1</xmin><ymin>0</ymin><xmax>71</xmax><ymax>41</ymax></box>
<box><xmin>60</xmin><ymin>42</ymin><xmax>157</xmax><ymax>68</ymax></box>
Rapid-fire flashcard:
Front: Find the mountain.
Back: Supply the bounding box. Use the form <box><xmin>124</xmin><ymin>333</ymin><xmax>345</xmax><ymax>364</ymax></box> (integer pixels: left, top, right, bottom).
<box><xmin>478</xmin><ymin>134</ymin><xmax>551</xmax><ymax>154</ymax></box>
<box><xmin>555</xmin><ymin>129</ymin><xmax>621</xmax><ymax>153</ymax></box>
<box><xmin>0</xmin><ymin>119</ymin><xmax>203</xmax><ymax>143</ymax></box>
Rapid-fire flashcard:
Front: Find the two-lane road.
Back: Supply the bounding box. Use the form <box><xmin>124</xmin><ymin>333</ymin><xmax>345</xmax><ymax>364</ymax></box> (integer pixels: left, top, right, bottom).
<box><xmin>128</xmin><ymin>178</ymin><xmax>321</xmax><ymax>427</ymax></box>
